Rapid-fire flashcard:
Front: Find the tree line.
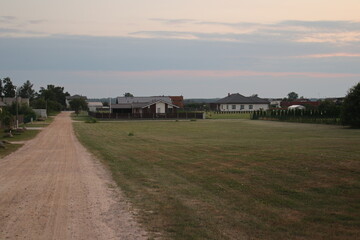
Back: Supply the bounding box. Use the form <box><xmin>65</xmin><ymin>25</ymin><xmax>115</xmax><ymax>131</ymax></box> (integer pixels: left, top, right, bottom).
<box><xmin>0</xmin><ymin>77</ymin><xmax>74</xmax><ymax>127</ymax></box>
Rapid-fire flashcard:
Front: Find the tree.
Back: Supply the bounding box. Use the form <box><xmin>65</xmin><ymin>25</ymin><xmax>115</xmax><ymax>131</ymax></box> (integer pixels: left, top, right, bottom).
<box><xmin>18</xmin><ymin>80</ymin><xmax>36</xmax><ymax>100</ymax></box>
<box><xmin>38</xmin><ymin>85</ymin><xmax>70</xmax><ymax>109</ymax></box>
<box><xmin>286</xmin><ymin>92</ymin><xmax>299</xmax><ymax>101</ymax></box>
<box><xmin>318</xmin><ymin>100</ymin><xmax>341</xmax><ymax>116</ymax></box>
<box><xmin>2</xmin><ymin>77</ymin><xmax>16</xmax><ymax>98</ymax></box>
<box><xmin>341</xmin><ymin>82</ymin><xmax>360</xmax><ymax>128</ymax></box>
<box><xmin>0</xmin><ymin>79</ymin><xmax>3</xmax><ymax>97</ymax></box>
<box><xmin>103</xmin><ymin>101</ymin><xmax>109</xmax><ymax>107</ymax></box>
<box><xmin>69</xmin><ymin>98</ymin><xmax>88</xmax><ymax>115</ymax></box>
<box><xmin>124</xmin><ymin>92</ymin><xmax>134</xmax><ymax>97</ymax></box>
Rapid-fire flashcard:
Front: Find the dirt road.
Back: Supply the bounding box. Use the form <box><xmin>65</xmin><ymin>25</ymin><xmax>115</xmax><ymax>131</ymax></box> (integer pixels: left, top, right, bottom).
<box><xmin>0</xmin><ymin>112</ymin><xmax>148</xmax><ymax>239</ymax></box>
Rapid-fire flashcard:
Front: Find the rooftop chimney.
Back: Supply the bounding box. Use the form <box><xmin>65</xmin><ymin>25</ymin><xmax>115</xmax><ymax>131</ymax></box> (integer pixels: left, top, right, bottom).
<box><xmin>228</xmin><ymin>93</ymin><xmax>231</xmax><ymax>96</ymax></box>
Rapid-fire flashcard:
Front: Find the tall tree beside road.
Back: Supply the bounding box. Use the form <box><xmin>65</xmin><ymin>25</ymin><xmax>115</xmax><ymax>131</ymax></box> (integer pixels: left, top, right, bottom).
<box><xmin>2</xmin><ymin>77</ymin><xmax>16</xmax><ymax>98</ymax></box>
<box><xmin>18</xmin><ymin>80</ymin><xmax>36</xmax><ymax>100</ymax></box>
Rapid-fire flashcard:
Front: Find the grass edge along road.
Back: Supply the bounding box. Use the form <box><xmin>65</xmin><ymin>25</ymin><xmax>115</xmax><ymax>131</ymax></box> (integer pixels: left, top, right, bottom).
<box><xmin>0</xmin><ymin>116</ymin><xmax>56</xmax><ymax>158</ymax></box>
<box><xmin>74</xmin><ymin>119</ymin><xmax>360</xmax><ymax>239</ymax></box>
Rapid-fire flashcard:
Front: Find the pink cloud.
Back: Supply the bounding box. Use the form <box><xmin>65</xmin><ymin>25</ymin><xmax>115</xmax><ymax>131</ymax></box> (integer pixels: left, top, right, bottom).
<box><xmin>295</xmin><ymin>53</ymin><xmax>360</xmax><ymax>58</ymax></box>
<box><xmin>74</xmin><ymin>70</ymin><xmax>360</xmax><ymax>78</ymax></box>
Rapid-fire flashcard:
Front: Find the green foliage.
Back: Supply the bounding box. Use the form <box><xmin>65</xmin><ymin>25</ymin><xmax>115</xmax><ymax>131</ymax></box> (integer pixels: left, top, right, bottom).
<box><xmin>38</xmin><ymin>85</ymin><xmax>70</xmax><ymax>109</ymax></box>
<box><xmin>69</xmin><ymin>98</ymin><xmax>88</xmax><ymax>115</ymax></box>
<box><xmin>0</xmin><ymin>108</ymin><xmax>13</xmax><ymax>129</ymax></box>
<box><xmin>318</xmin><ymin>100</ymin><xmax>341</xmax><ymax>116</ymax></box>
<box><xmin>85</xmin><ymin>117</ymin><xmax>97</xmax><ymax>123</ymax></box>
<box><xmin>341</xmin><ymin>82</ymin><xmax>360</xmax><ymax>128</ymax></box>
<box><xmin>7</xmin><ymin>103</ymin><xmax>37</xmax><ymax>123</ymax></box>
<box><xmin>124</xmin><ymin>92</ymin><xmax>134</xmax><ymax>97</ymax></box>
<box><xmin>18</xmin><ymin>80</ymin><xmax>36</xmax><ymax>100</ymax></box>
<box><xmin>0</xmin><ymin>79</ymin><xmax>3</xmax><ymax>97</ymax></box>
<box><xmin>31</xmin><ymin>98</ymin><xmax>63</xmax><ymax>114</ymax></box>
<box><xmin>284</xmin><ymin>91</ymin><xmax>299</xmax><ymax>101</ymax></box>
<box><xmin>2</xmin><ymin>77</ymin><xmax>16</xmax><ymax>97</ymax></box>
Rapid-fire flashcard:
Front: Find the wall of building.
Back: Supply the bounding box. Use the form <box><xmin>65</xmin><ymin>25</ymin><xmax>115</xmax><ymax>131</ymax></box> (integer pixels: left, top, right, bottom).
<box><xmin>219</xmin><ymin>104</ymin><xmax>269</xmax><ymax>112</ymax></box>
<box><xmin>156</xmin><ymin>102</ymin><xmax>166</xmax><ymax>113</ymax></box>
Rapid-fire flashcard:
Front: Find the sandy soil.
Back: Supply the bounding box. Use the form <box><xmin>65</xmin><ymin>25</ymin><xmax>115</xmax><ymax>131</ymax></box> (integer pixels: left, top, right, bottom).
<box><xmin>0</xmin><ymin>112</ymin><xmax>148</xmax><ymax>240</ymax></box>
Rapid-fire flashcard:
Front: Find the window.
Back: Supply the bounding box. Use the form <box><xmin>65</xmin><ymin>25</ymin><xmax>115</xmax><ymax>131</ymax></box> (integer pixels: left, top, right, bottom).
<box><xmin>249</xmin><ymin>105</ymin><xmax>253</xmax><ymax>110</ymax></box>
<box><xmin>226</xmin><ymin>105</ymin><xmax>229</xmax><ymax>110</ymax></box>
<box><xmin>240</xmin><ymin>105</ymin><xmax>244</xmax><ymax>110</ymax></box>
<box><xmin>232</xmin><ymin>105</ymin><xmax>236</xmax><ymax>110</ymax></box>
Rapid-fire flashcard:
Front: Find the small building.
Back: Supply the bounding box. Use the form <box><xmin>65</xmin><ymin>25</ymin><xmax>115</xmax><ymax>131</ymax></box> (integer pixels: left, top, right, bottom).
<box><xmin>33</xmin><ymin>109</ymin><xmax>48</xmax><ymax>119</ymax></box>
<box><xmin>0</xmin><ymin>97</ymin><xmax>30</xmax><ymax>106</ymax></box>
<box><xmin>288</xmin><ymin>105</ymin><xmax>306</xmax><ymax>110</ymax></box>
<box><xmin>213</xmin><ymin>93</ymin><xmax>270</xmax><ymax>112</ymax></box>
<box><xmin>111</xmin><ymin>96</ymin><xmax>179</xmax><ymax>114</ymax></box>
<box><xmin>87</xmin><ymin>102</ymin><xmax>104</xmax><ymax>112</ymax></box>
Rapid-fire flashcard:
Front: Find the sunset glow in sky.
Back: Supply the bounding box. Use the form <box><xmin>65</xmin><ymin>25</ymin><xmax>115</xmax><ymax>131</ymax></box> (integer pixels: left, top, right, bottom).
<box><xmin>1</xmin><ymin>0</ymin><xmax>360</xmax><ymax>98</ymax></box>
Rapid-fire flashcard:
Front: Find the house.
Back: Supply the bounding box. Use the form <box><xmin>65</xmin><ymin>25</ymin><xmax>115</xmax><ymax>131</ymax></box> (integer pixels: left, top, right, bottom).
<box><xmin>0</xmin><ymin>97</ymin><xmax>30</xmax><ymax>107</ymax></box>
<box><xmin>213</xmin><ymin>93</ymin><xmax>270</xmax><ymax>112</ymax></box>
<box><xmin>87</xmin><ymin>102</ymin><xmax>104</xmax><ymax>112</ymax></box>
<box><xmin>66</xmin><ymin>95</ymin><xmax>87</xmax><ymax>108</ymax></box>
<box><xmin>111</xmin><ymin>96</ymin><xmax>180</xmax><ymax>114</ymax></box>
<box><xmin>169</xmin><ymin>96</ymin><xmax>184</xmax><ymax>108</ymax></box>
<box><xmin>288</xmin><ymin>105</ymin><xmax>306</xmax><ymax>110</ymax></box>
<box><xmin>280</xmin><ymin>99</ymin><xmax>320</xmax><ymax>108</ymax></box>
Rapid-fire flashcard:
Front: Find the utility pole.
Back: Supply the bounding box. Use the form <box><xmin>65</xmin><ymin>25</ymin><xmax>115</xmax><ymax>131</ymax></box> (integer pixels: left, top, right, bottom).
<box><xmin>16</xmin><ymin>94</ymin><xmax>19</xmax><ymax>129</ymax></box>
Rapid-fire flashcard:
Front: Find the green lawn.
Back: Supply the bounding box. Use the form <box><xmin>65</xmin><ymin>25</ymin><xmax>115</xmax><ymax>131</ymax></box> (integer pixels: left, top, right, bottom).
<box><xmin>74</xmin><ymin>119</ymin><xmax>360</xmax><ymax>239</ymax></box>
<box><xmin>207</xmin><ymin>111</ymin><xmax>251</xmax><ymax>119</ymax></box>
<box><xmin>0</xmin><ymin>129</ymin><xmax>40</xmax><ymax>158</ymax></box>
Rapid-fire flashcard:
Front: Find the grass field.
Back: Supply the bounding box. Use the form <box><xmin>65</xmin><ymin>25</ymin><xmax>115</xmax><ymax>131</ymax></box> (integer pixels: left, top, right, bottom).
<box><xmin>207</xmin><ymin>111</ymin><xmax>251</xmax><ymax>119</ymax></box>
<box><xmin>74</xmin><ymin>119</ymin><xmax>360</xmax><ymax>239</ymax></box>
<box><xmin>0</xmin><ymin>129</ymin><xmax>40</xmax><ymax>158</ymax></box>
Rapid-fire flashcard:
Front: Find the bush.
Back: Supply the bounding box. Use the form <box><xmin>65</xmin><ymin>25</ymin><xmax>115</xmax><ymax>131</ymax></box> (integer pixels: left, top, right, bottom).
<box><xmin>85</xmin><ymin>117</ymin><xmax>97</xmax><ymax>123</ymax></box>
<box><xmin>341</xmin><ymin>82</ymin><xmax>360</xmax><ymax>128</ymax></box>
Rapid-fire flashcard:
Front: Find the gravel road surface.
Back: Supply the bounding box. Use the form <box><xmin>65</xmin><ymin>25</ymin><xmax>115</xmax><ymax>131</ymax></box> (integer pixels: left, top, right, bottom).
<box><xmin>0</xmin><ymin>112</ymin><xmax>148</xmax><ymax>239</ymax></box>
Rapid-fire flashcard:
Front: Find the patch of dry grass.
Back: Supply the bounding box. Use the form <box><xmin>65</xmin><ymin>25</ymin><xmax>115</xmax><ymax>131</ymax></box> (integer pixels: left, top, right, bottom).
<box><xmin>74</xmin><ymin>119</ymin><xmax>360</xmax><ymax>239</ymax></box>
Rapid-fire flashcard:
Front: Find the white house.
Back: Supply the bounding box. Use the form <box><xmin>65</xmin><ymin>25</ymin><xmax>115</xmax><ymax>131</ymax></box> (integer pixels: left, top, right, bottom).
<box><xmin>87</xmin><ymin>102</ymin><xmax>103</xmax><ymax>112</ymax></box>
<box><xmin>214</xmin><ymin>93</ymin><xmax>270</xmax><ymax>112</ymax></box>
<box><xmin>112</xmin><ymin>96</ymin><xmax>179</xmax><ymax>114</ymax></box>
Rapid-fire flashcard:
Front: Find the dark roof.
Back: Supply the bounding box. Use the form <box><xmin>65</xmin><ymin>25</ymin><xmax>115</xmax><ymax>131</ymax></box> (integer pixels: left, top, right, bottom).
<box><xmin>216</xmin><ymin>94</ymin><xmax>270</xmax><ymax>104</ymax></box>
<box><xmin>111</xmin><ymin>100</ymin><xmax>179</xmax><ymax>109</ymax></box>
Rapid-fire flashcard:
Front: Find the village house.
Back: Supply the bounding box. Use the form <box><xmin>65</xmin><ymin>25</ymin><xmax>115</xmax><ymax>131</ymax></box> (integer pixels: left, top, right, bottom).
<box><xmin>213</xmin><ymin>93</ymin><xmax>270</xmax><ymax>112</ymax></box>
<box><xmin>66</xmin><ymin>95</ymin><xmax>87</xmax><ymax>108</ymax></box>
<box><xmin>0</xmin><ymin>97</ymin><xmax>30</xmax><ymax>107</ymax></box>
<box><xmin>111</xmin><ymin>96</ymin><xmax>182</xmax><ymax>114</ymax></box>
<box><xmin>87</xmin><ymin>102</ymin><xmax>104</xmax><ymax>112</ymax></box>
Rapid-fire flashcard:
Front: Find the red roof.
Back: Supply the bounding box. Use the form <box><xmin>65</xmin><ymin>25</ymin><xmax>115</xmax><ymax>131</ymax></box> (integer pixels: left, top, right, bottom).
<box><xmin>169</xmin><ymin>96</ymin><xmax>184</xmax><ymax>108</ymax></box>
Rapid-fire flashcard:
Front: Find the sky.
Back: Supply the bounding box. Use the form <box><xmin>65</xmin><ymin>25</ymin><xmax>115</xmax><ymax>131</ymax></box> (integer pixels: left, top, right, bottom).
<box><xmin>1</xmin><ymin>0</ymin><xmax>360</xmax><ymax>98</ymax></box>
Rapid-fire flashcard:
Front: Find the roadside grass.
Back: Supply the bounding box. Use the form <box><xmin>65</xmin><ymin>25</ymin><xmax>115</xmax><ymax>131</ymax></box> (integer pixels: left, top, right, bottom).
<box><xmin>0</xmin><ymin>129</ymin><xmax>41</xmax><ymax>158</ymax></box>
<box><xmin>0</xmin><ymin>144</ymin><xmax>22</xmax><ymax>158</ymax></box>
<box><xmin>22</xmin><ymin>116</ymin><xmax>55</xmax><ymax>128</ymax></box>
<box><xmin>71</xmin><ymin>111</ymin><xmax>92</xmax><ymax>122</ymax></box>
<box><xmin>74</xmin><ymin>119</ymin><xmax>360</xmax><ymax>239</ymax></box>
<box><xmin>0</xmin><ymin>129</ymin><xmax>40</xmax><ymax>142</ymax></box>
<box><xmin>207</xmin><ymin>111</ymin><xmax>251</xmax><ymax>119</ymax></box>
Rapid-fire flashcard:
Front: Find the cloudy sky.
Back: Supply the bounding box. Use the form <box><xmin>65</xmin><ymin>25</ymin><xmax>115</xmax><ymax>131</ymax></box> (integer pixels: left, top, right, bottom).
<box><xmin>1</xmin><ymin>0</ymin><xmax>360</xmax><ymax>98</ymax></box>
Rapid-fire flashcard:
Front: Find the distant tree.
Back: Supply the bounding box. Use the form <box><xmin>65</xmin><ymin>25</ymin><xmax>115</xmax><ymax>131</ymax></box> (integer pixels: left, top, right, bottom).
<box><xmin>0</xmin><ymin>79</ymin><xmax>3</xmax><ymax>97</ymax></box>
<box><xmin>69</xmin><ymin>98</ymin><xmax>88</xmax><ymax>115</ymax></box>
<box><xmin>18</xmin><ymin>80</ymin><xmax>36</xmax><ymax>100</ymax></box>
<box><xmin>341</xmin><ymin>82</ymin><xmax>360</xmax><ymax>128</ymax></box>
<box><xmin>38</xmin><ymin>85</ymin><xmax>70</xmax><ymax>109</ymax></box>
<box><xmin>318</xmin><ymin>100</ymin><xmax>341</xmax><ymax>116</ymax></box>
<box><xmin>286</xmin><ymin>92</ymin><xmax>299</xmax><ymax>101</ymax></box>
<box><xmin>103</xmin><ymin>101</ymin><xmax>109</xmax><ymax>107</ymax></box>
<box><xmin>8</xmin><ymin>102</ymin><xmax>37</xmax><ymax>123</ymax></box>
<box><xmin>124</xmin><ymin>92</ymin><xmax>134</xmax><ymax>97</ymax></box>
<box><xmin>2</xmin><ymin>77</ymin><xmax>16</xmax><ymax>98</ymax></box>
